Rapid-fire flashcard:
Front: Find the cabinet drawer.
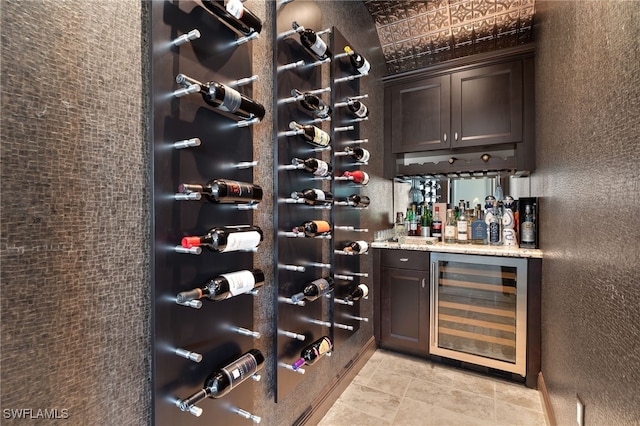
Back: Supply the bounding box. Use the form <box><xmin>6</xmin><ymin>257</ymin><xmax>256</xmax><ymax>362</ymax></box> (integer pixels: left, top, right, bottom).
<box><xmin>380</xmin><ymin>250</ymin><xmax>429</xmax><ymax>270</ymax></box>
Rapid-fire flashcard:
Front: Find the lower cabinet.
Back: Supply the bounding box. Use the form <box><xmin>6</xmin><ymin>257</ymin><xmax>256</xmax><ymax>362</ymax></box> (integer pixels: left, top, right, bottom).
<box><xmin>374</xmin><ymin>249</ymin><xmax>429</xmax><ymax>356</ymax></box>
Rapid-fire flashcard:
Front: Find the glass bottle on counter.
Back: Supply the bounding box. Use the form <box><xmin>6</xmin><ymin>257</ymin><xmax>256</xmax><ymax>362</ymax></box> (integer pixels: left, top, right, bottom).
<box><xmin>488</xmin><ymin>201</ymin><xmax>502</xmax><ymax>246</ymax></box>
<box><xmin>431</xmin><ymin>206</ymin><xmax>442</xmax><ymax>241</ymax></box>
<box><xmin>502</xmin><ymin>196</ymin><xmax>518</xmax><ymax>247</ymax></box>
<box><xmin>420</xmin><ymin>204</ymin><xmax>432</xmax><ymax>237</ymax></box>
<box><xmin>178</xmin><ymin>179</ymin><xmax>262</xmax><ymax>204</ymax></box>
<box><xmin>292</xmin><ymin>336</ymin><xmax>333</xmax><ymax>370</ymax></box>
<box><xmin>520</xmin><ymin>204</ymin><xmax>536</xmax><ymax>247</ymax></box>
<box><xmin>444</xmin><ymin>209</ymin><xmax>457</xmax><ymax>244</ymax></box>
<box><xmin>177</xmin><ymin>269</ymin><xmax>265</xmax><ymax>303</ymax></box>
<box><xmin>471</xmin><ymin>205</ymin><xmax>487</xmax><ymax>245</ymax></box>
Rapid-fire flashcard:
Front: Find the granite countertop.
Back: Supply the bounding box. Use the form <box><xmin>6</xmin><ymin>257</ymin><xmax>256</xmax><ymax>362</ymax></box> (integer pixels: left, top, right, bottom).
<box><xmin>371</xmin><ymin>240</ymin><xmax>543</xmax><ymax>258</ymax></box>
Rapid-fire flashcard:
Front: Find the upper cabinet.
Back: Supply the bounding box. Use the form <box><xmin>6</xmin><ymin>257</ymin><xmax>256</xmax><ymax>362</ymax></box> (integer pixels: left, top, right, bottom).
<box><xmin>384</xmin><ymin>46</ymin><xmax>535</xmax><ymax>176</ymax></box>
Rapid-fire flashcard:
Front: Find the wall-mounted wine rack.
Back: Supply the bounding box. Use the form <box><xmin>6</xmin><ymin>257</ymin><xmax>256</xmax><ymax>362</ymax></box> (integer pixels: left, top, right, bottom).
<box><xmin>151</xmin><ymin>1</ymin><xmax>264</xmax><ymax>424</ymax></box>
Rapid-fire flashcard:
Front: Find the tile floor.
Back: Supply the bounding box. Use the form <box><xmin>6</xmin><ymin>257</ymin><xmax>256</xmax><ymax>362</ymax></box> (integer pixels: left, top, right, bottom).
<box><xmin>318</xmin><ymin>349</ymin><xmax>546</xmax><ymax>426</ymax></box>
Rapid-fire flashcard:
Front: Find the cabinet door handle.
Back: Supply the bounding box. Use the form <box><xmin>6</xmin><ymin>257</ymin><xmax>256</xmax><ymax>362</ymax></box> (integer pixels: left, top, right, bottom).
<box><xmin>421</xmin><ymin>278</ymin><xmax>425</xmax><ymax>288</ymax></box>
<box><xmin>454</xmin><ymin>132</ymin><xmax>458</xmax><ymax>141</ymax></box>
<box><xmin>443</xmin><ymin>133</ymin><xmax>447</xmax><ymax>142</ymax></box>
<box><xmin>399</xmin><ymin>258</ymin><xmax>409</xmax><ymax>262</ymax></box>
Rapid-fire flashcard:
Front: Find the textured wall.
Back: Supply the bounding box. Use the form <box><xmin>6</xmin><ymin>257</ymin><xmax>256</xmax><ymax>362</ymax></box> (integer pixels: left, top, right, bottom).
<box><xmin>0</xmin><ymin>0</ymin><xmax>151</xmax><ymax>425</ymax></box>
<box><xmin>532</xmin><ymin>2</ymin><xmax>640</xmax><ymax>424</ymax></box>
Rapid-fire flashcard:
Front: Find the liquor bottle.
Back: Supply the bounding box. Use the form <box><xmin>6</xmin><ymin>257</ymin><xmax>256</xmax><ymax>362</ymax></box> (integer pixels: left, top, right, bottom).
<box><xmin>290</xmin><ymin>277</ymin><xmax>335</xmax><ymax>303</ymax></box>
<box><xmin>488</xmin><ymin>201</ymin><xmax>502</xmax><ymax>246</ymax></box>
<box><xmin>201</xmin><ymin>0</ymin><xmax>263</xmax><ymax>35</ymax></box>
<box><xmin>343</xmin><ymin>46</ymin><xmax>370</xmax><ymax>75</ymax></box>
<box><xmin>177</xmin><ymin>349</ymin><xmax>264</xmax><ymax>412</ymax></box>
<box><xmin>342</xmin><ymin>170</ymin><xmax>370</xmax><ymax>185</ymax></box>
<box><xmin>291</xmin><ymin>157</ymin><xmax>331</xmax><ymax>177</ymax></box>
<box><xmin>421</xmin><ymin>204</ymin><xmax>432</xmax><ymax>237</ymax></box>
<box><xmin>291</xmin><ymin>88</ymin><xmax>331</xmax><ymax>119</ymax></box>
<box><xmin>444</xmin><ymin>209</ymin><xmax>457</xmax><ymax>244</ymax></box>
<box><xmin>456</xmin><ymin>206</ymin><xmax>469</xmax><ymax>244</ymax></box>
<box><xmin>345</xmin><ymin>283</ymin><xmax>369</xmax><ymax>302</ymax></box>
<box><xmin>520</xmin><ymin>204</ymin><xmax>536</xmax><ymax>247</ymax></box>
<box><xmin>346</xmin><ymin>194</ymin><xmax>370</xmax><ymax>207</ymax></box>
<box><xmin>290</xmin><ymin>188</ymin><xmax>333</xmax><ymax>206</ymax></box>
<box><xmin>289</xmin><ymin>121</ymin><xmax>330</xmax><ymax>148</ymax></box>
<box><xmin>471</xmin><ymin>205</ymin><xmax>487</xmax><ymax>245</ymax></box>
<box><xmin>178</xmin><ymin>179</ymin><xmax>262</xmax><ymax>204</ymax></box>
<box><xmin>292</xmin><ymin>220</ymin><xmax>331</xmax><ymax>237</ymax></box>
<box><xmin>177</xmin><ymin>269</ymin><xmax>265</xmax><ymax>303</ymax></box>
<box><xmin>182</xmin><ymin>225</ymin><xmax>263</xmax><ymax>253</ymax></box>
<box><xmin>176</xmin><ymin>74</ymin><xmax>265</xmax><ymax>120</ymax></box>
<box><xmin>502</xmin><ymin>196</ymin><xmax>518</xmax><ymax>246</ymax></box>
<box><xmin>346</xmin><ymin>98</ymin><xmax>369</xmax><ymax>118</ymax></box>
<box><xmin>342</xmin><ymin>147</ymin><xmax>370</xmax><ymax>163</ymax></box>
<box><xmin>342</xmin><ymin>240</ymin><xmax>369</xmax><ymax>255</ymax></box>
<box><xmin>431</xmin><ymin>206</ymin><xmax>442</xmax><ymax>241</ymax></box>
<box><xmin>292</xmin><ymin>21</ymin><xmax>331</xmax><ymax>60</ymax></box>
<box><xmin>292</xmin><ymin>336</ymin><xmax>333</xmax><ymax>370</ymax></box>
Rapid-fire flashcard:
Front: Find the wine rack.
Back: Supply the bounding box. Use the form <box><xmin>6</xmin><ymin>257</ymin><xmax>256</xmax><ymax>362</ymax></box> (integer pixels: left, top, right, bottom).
<box><xmin>274</xmin><ymin>0</ymin><xmax>333</xmax><ymax>401</ymax></box>
<box><xmin>151</xmin><ymin>1</ymin><xmax>262</xmax><ymax>424</ymax></box>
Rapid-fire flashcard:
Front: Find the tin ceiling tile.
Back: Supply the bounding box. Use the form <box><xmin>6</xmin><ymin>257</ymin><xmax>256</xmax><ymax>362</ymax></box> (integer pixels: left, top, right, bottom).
<box><xmin>451</xmin><ymin>1</ymin><xmax>474</xmax><ymax>26</ymax></box>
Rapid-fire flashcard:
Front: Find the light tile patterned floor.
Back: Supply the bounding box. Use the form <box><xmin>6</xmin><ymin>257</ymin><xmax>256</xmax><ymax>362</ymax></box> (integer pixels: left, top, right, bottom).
<box><xmin>318</xmin><ymin>349</ymin><xmax>546</xmax><ymax>426</ymax></box>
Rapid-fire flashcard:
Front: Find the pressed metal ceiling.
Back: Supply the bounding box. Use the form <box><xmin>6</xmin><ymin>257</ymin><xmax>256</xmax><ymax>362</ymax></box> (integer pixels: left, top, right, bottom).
<box><xmin>363</xmin><ymin>0</ymin><xmax>535</xmax><ymax>74</ymax></box>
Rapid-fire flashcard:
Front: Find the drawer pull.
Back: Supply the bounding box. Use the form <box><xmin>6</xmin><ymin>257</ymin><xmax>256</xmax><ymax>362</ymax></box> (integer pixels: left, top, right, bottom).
<box><xmin>399</xmin><ymin>258</ymin><xmax>409</xmax><ymax>262</ymax></box>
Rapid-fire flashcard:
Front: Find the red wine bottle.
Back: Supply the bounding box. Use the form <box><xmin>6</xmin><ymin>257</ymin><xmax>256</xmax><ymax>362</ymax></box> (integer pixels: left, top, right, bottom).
<box><xmin>291</xmin><ymin>188</ymin><xmax>333</xmax><ymax>206</ymax></box>
<box><xmin>342</xmin><ymin>170</ymin><xmax>370</xmax><ymax>185</ymax></box>
<box><xmin>347</xmin><ymin>98</ymin><xmax>369</xmax><ymax>118</ymax></box>
<box><xmin>291</xmin><ymin>157</ymin><xmax>332</xmax><ymax>177</ymax></box>
<box><xmin>292</xmin><ymin>220</ymin><xmax>331</xmax><ymax>237</ymax></box>
<box><xmin>343</xmin><ymin>240</ymin><xmax>369</xmax><ymax>255</ymax></box>
<box><xmin>182</xmin><ymin>225</ymin><xmax>263</xmax><ymax>253</ymax></box>
<box><xmin>178</xmin><ymin>349</ymin><xmax>265</xmax><ymax>412</ymax></box>
<box><xmin>291</xmin><ymin>277</ymin><xmax>334</xmax><ymax>303</ymax></box>
<box><xmin>177</xmin><ymin>269</ymin><xmax>265</xmax><ymax>303</ymax></box>
<box><xmin>176</xmin><ymin>73</ymin><xmax>265</xmax><ymax>121</ymax></box>
<box><xmin>178</xmin><ymin>179</ymin><xmax>262</xmax><ymax>204</ymax></box>
<box><xmin>346</xmin><ymin>194</ymin><xmax>370</xmax><ymax>207</ymax></box>
<box><xmin>292</xmin><ymin>88</ymin><xmax>331</xmax><ymax>119</ymax></box>
<box><xmin>201</xmin><ymin>0</ymin><xmax>262</xmax><ymax>35</ymax></box>
<box><xmin>344</xmin><ymin>46</ymin><xmax>370</xmax><ymax>75</ymax></box>
<box><xmin>292</xmin><ymin>21</ymin><xmax>331</xmax><ymax>60</ymax></box>
<box><xmin>345</xmin><ymin>283</ymin><xmax>369</xmax><ymax>302</ymax></box>
<box><xmin>292</xmin><ymin>336</ymin><xmax>333</xmax><ymax>370</ymax></box>
<box><xmin>343</xmin><ymin>147</ymin><xmax>370</xmax><ymax>163</ymax></box>
<box><xmin>289</xmin><ymin>121</ymin><xmax>330</xmax><ymax>147</ymax></box>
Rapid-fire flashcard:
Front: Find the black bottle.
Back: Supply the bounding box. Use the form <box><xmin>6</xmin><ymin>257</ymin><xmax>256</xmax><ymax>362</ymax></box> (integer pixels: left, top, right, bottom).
<box><xmin>182</xmin><ymin>225</ymin><xmax>263</xmax><ymax>253</ymax></box>
<box><xmin>178</xmin><ymin>179</ymin><xmax>262</xmax><ymax>204</ymax></box>
<box><xmin>292</xmin><ymin>21</ymin><xmax>331</xmax><ymax>60</ymax></box>
<box><xmin>177</xmin><ymin>269</ymin><xmax>265</xmax><ymax>303</ymax></box>
<box><xmin>292</xmin><ymin>336</ymin><xmax>333</xmax><ymax>369</ymax></box>
<box><xmin>290</xmin><ymin>188</ymin><xmax>333</xmax><ymax>206</ymax></box>
<box><xmin>291</xmin><ymin>157</ymin><xmax>332</xmax><ymax>177</ymax></box>
<box><xmin>292</xmin><ymin>220</ymin><xmax>331</xmax><ymax>237</ymax></box>
<box><xmin>290</xmin><ymin>277</ymin><xmax>335</xmax><ymax>303</ymax></box>
<box><xmin>201</xmin><ymin>0</ymin><xmax>262</xmax><ymax>35</ymax></box>
<box><xmin>292</xmin><ymin>88</ymin><xmax>331</xmax><ymax>119</ymax></box>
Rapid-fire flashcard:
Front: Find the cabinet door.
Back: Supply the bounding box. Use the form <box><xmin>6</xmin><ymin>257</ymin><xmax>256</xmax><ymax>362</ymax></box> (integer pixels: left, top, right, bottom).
<box><xmin>390</xmin><ymin>75</ymin><xmax>450</xmax><ymax>153</ymax></box>
<box><xmin>380</xmin><ymin>267</ymin><xmax>429</xmax><ymax>354</ymax></box>
<box><xmin>451</xmin><ymin>61</ymin><xmax>523</xmax><ymax>148</ymax></box>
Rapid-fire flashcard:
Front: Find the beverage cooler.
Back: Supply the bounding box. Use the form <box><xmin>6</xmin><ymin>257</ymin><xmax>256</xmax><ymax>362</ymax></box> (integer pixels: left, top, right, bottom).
<box><xmin>429</xmin><ymin>253</ymin><xmax>528</xmax><ymax>376</ymax></box>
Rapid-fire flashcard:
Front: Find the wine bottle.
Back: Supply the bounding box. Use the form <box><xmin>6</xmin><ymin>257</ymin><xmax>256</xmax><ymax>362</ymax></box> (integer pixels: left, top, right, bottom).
<box><xmin>292</xmin><ymin>336</ymin><xmax>333</xmax><ymax>370</ymax></box>
<box><xmin>343</xmin><ymin>46</ymin><xmax>370</xmax><ymax>75</ymax></box>
<box><xmin>342</xmin><ymin>170</ymin><xmax>370</xmax><ymax>185</ymax></box>
<box><xmin>292</xmin><ymin>89</ymin><xmax>331</xmax><ymax>119</ymax></box>
<box><xmin>292</xmin><ymin>21</ymin><xmax>331</xmax><ymax>60</ymax></box>
<box><xmin>179</xmin><ymin>179</ymin><xmax>262</xmax><ymax>204</ymax></box>
<box><xmin>201</xmin><ymin>0</ymin><xmax>262</xmax><ymax>35</ymax></box>
<box><xmin>346</xmin><ymin>194</ymin><xmax>370</xmax><ymax>207</ymax></box>
<box><xmin>290</xmin><ymin>277</ymin><xmax>334</xmax><ymax>303</ymax></box>
<box><xmin>177</xmin><ymin>269</ymin><xmax>265</xmax><ymax>303</ymax></box>
<box><xmin>176</xmin><ymin>73</ymin><xmax>265</xmax><ymax>121</ymax></box>
<box><xmin>347</xmin><ymin>98</ymin><xmax>369</xmax><ymax>118</ymax></box>
<box><xmin>290</xmin><ymin>188</ymin><xmax>333</xmax><ymax>206</ymax></box>
<box><xmin>431</xmin><ymin>206</ymin><xmax>442</xmax><ymax>241</ymax></box>
<box><xmin>520</xmin><ymin>204</ymin><xmax>536</xmax><ymax>247</ymax></box>
<box><xmin>342</xmin><ymin>147</ymin><xmax>370</xmax><ymax>163</ymax></box>
<box><xmin>177</xmin><ymin>349</ymin><xmax>264</xmax><ymax>412</ymax></box>
<box><xmin>289</xmin><ymin>121</ymin><xmax>330</xmax><ymax>147</ymax></box>
<box><xmin>343</xmin><ymin>240</ymin><xmax>369</xmax><ymax>255</ymax></box>
<box><xmin>292</xmin><ymin>220</ymin><xmax>331</xmax><ymax>237</ymax></box>
<box><xmin>291</xmin><ymin>157</ymin><xmax>332</xmax><ymax>177</ymax></box>
<box><xmin>345</xmin><ymin>283</ymin><xmax>369</xmax><ymax>302</ymax></box>
<box><xmin>488</xmin><ymin>201</ymin><xmax>502</xmax><ymax>246</ymax></box>
<box><xmin>182</xmin><ymin>225</ymin><xmax>263</xmax><ymax>253</ymax></box>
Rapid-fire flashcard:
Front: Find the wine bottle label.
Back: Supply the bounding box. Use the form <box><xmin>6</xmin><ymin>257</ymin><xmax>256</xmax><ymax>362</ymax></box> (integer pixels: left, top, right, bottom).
<box><xmin>225</xmin><ymin>0</ymin><xmax>244</xmax><ymax>19</ymax></box>
<box><xmin>222</xmin><ymin>353</ymin><xmax>258</xmax><ymax>389</ymax></box>
<box><xmin>357</xmin><ymin>59</ymin><xmax>371</xmax><ymax>75</ymax></box>
<box><xmin>220</xmin><ymin>270</ymin><xmax>256</xmax><ymax>297</ymax></box>
<box><xmin>353</xmin><ymin>102</ymin><xmax>368</xmax><ymax>118</ymax></box>
<box><xmin>311</xmin><ymin>189</ymin><xmax>325</xmax><ymax>201</ymax></box>
<box><xmin>221</xmin><ymin>231</ymin><xmax>261</xmax><ymax>253</ymax></box>
<box><xmin>354</xmin><ymin>241</ymin><xmax>368</xmax><ymax>253</ymax></box>
<box><xmin>312</xmin><ymin>160</ymin><xmax>329</xmax><ymax>176</ymax></box>
<box><xmin>521</xmin><ymin>222</ymin><xmax>535</xmax><ymax>242</ymax></box>
<box><xmin>312</xmin><ymin>278</ymin><xmax>331</xmax><ymax>293</ymax></box>
<box><xmin>356</xmin><ymin>149</ymin><xmax>370</xmax><ymax>162</ymax></box>
<box><xmin>471</xmin><ymin>221</ymin><xmax>487</xmax><ymax>240</ymax></box>
<box><xmin>219</xmin><ymin>85</ymin><xmax>242</xmax><ymax>113</ymax></box>
<box><xmin>312</xmin><ymin>127</ymin><xmax>330</xmax><ymax>146</ymax></box>
<box><xmin>444</xmin><ymin>225</ymin><xmax>456</xmax><ymax>238</ymax></box>
<box><xmin>312</xmin><ymin>220</ymin><xmax>331</xmax><ymax>233</ymax></box>
<box><xmin>310</xmin><ymin>37</ymin><xmax>328</xmax><ymax>57</ymax></box>
<box><xmin>489</xmin><ymin>222</ymin><xmax>501</xmax><ymax>243</ymax></box>
<box><xmin>224</xmin><ymin>180</ymin><xmax>254</xmax><ymax>200</ymax></box>
<box><xmin>457</xmin><ymin>221</ymin><xmax>468</xmax><ymax>240</ymax></box>
<box><xmin>315</xmin><ymin>337</ymin><xmax>332</xmax><ymax>356</ymax></box>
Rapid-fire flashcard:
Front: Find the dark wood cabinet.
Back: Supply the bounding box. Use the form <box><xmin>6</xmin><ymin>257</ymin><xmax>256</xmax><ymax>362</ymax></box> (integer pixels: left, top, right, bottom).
<box><xmin>374</xmin><ymin>249</ymin><xmax>429</xmax><ymax>356</ymax></box>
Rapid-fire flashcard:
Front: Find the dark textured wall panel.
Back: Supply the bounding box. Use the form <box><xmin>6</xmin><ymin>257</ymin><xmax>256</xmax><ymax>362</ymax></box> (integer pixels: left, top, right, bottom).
<box><xmin>0</xmin><ymin>0</ymin><xmax>151</xmax><ymax>424</ymax></box>
<box><xmin>532</xmin><ymin>2</ymin><xmax>640</xmax><ymax>424</ymax></box>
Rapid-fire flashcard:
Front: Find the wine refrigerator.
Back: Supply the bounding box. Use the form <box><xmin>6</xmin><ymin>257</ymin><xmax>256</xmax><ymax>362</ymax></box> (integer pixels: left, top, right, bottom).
<box><xmin>429</xmin><ymin>253</ymin><xmax>528</xmax><ymax>376</ymax></box>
